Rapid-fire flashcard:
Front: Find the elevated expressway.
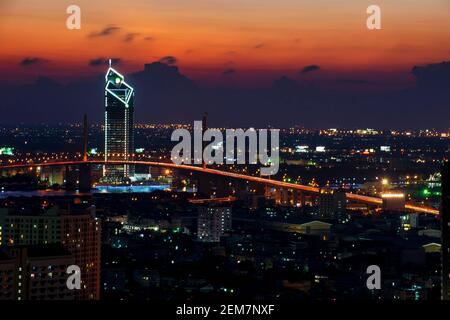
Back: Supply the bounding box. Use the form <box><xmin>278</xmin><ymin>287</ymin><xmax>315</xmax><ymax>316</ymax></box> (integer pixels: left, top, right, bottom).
<box><xmin>0</xmin><ymin>160</ymin><xmax>439</xmax><ymax>215</ymax></box>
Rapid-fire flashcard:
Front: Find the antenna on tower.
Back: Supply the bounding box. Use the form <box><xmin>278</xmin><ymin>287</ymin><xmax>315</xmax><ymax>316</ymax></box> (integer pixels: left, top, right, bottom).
<box><xmin>109</xmin><ymin>58</ymin><xmax>112</xmax><ymax>67</ymax></box>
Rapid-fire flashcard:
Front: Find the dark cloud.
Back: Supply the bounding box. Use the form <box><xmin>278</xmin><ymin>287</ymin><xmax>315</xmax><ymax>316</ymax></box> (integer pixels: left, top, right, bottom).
<box><xmin>336</xmin><ymin>79</ymin><xmax>370</xmax><ymax>85</ymax></box>
<box><xmin>412</xmin><ymin>61</ymin><xmax>450</xmax><ymax>89</ymax></box>
<box><xmin>144</xmin><ymin>36</ymin><xmax>154</xmax><ymax>41</ymax></box>
<box><xmin>301</xmin><ymin>65</ymin><xmax>320</xmax><ymax>74</ymax></box>
<box><xmin>88</xmin><ymin>57</ymin><xmax>122</xmax><ymax>67</ymax></box>
<box><xmin>158</xmin><ymin>56</ymin><xmax>177</xmax><ymax>65</ymax></box>
<box><xmin>253</xmin><ymin>43</ymin><xmax>265</xmax><ymax>49</ymax></box>
<box><xmin>19</xmin><ymin>57</ymin><xmax>48</xmax><ymax>67</ymax></box>
<box><xmin>130</xmin><ymin>61</ymin><xmax>196</xmax><ymax>92</ymax></box>
<box><xmin>222</xmin><ymin>68</ymin><xmax>236</xmax><ymax>76</ymax></box>
<box><xmin>124</xmin><ymin>32</ymin><xmax>139</xmax><ymax>42</ymax></box>
<box><xmin>3</xmin><ymin>60</ymin><xmax>450</xmax><ymax>129</ymax></box>
<box><xmin>88</xmin><ymin>25</ymin><xmax>121</xmax><ymax>38</ymax></box>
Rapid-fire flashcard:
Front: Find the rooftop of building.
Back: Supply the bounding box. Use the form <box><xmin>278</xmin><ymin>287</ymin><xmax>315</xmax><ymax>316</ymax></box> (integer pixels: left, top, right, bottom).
<box><xmin>0</xmin><ymin>202</ymin><xmax>93</xmax><ymax>217</ymax></box>
<box><xmin>26</xmin><ymin>244</ymin><xmax>72</xmax><ymax>258</ymax></box>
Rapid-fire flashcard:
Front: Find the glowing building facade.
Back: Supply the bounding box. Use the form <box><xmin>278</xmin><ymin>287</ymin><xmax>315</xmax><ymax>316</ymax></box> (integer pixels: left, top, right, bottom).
<box><xmin>104</xmin><ymin>61</ymin><xmax>135</xmax><ymax>182</ymax></box>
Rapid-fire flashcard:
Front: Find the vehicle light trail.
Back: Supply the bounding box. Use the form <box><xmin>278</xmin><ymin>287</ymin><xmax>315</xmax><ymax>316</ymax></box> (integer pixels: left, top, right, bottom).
<box><xmin>0</xmin><ymin>160</ymin><xmax>439</xmax><ymax>215</ymax></box>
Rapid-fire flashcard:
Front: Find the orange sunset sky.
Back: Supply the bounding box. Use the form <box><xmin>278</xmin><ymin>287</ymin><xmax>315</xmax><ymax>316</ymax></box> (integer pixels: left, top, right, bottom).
<box><xmin>1</xmin><ymin>0</ymin><xmax>450</xmax><ymax>86</ymax></box>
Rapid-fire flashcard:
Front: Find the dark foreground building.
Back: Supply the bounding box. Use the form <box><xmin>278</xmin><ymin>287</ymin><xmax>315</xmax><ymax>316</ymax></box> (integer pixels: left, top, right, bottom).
<box><xmin>442</xmin><ymin>162</ymin><xmax>450</xmax><ymax>300</ymax></box>
<box><xmin>0</xmin><ymin>202</ymin><xmax>101</xmax><ymax>300</ymax></box>
<box><xmin>0</xmin><ymin>245</ymin><xmax>75</xmax><ymax>300</ymax></box>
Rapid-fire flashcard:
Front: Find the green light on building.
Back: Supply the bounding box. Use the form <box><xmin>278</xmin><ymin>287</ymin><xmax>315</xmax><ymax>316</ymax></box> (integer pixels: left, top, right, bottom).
<box><xmin>173</xmin><ymin>227</ymin><xmax>182</xmax><ymax>233</ymax></box>
<box><xmin>88</xmin><ymin>148</ymin><xmax>98</xmax><ymax>156</ymax></box>
<box><xmin>0</xmin><ymin>147</ymin><xmax>14</xmax><ymax>156</ymax></box>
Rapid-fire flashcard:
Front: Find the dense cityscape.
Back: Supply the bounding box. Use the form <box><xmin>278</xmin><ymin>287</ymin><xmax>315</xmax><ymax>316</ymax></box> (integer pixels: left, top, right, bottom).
<box><xmin>0</xmin><ymin>93</ymin><xmax>448</xmax><ymax>300</ymax></box>
<box><xmin>1</xmin><ymin>2</ymin><xmax>450</xmax><ymax>316</ymax></box>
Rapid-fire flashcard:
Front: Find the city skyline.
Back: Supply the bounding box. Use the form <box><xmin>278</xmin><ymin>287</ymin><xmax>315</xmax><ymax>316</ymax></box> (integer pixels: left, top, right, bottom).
<box><xmin>0</xmin><ymin>0</ymin><xmax>449</xmax><ymax>306</ymax></box>
<box><xmin>1</xmin><ymin>1</ymin><xmax>450</xmax><ymax>128</ymax></box>
<box><xmin>0</xmin><ymin>59</ymin><xmax>449</xmax><ymax>129</ymax></box>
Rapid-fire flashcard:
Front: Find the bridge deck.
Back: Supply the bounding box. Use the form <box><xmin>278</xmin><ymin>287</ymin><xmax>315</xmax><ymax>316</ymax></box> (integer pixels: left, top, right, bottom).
<box><xmin>0</xmin><ymin>160</ymin><xmax>439</xmax><ymax>215</ymax></box>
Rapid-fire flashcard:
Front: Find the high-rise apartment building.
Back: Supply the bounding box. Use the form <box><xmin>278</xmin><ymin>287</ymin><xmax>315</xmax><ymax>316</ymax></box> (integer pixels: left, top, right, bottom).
<box><xmin>197</xmin><ymin>206</ymin><xmax>232</xmax><ymax>242</ymax></box>
<box><xmin>318</xmin><ymin>188</ymin><xmax>347</xmax><ymax>221</ymax></box>
<box><xmin>60</xmin><ymin>211</ymin><xmax>101</xmax><ymax>299</ymax></box>
<box><xmin>0</xmin><ymin>203</ymin><xmax>101</xmax><ymax>300</ymax></box>
<box><xmin>0</xmin><ymin>245</ymin><xmax>75</xmax><ymax>300</ymax></box>
<box><xmin>0</xmin><ymin>250</ymin><xmax>15</xmax><ymax>300</ymax></box>
<box><xmin>442</xmin><ymin>162</ymin><xmax>449</xmax><ymax>300</ymax></box>
<box><xmin>104</xmin><ymin>61</ymin><xmax>135</xmax><ymax>182</ymax></box>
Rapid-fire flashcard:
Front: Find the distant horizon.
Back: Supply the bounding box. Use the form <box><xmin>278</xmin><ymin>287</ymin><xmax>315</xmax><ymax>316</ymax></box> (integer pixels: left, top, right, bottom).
<box><xmin>1</xmin><ymin>120</ymin><xmax>448</xmax><ymax>132</ymax></box>
<box><xmin>1</xmin><ymin>1</ymin><xmax>450</xmax><ymax>129</ymax></box>
<box><xmin>0</xmin><ymin>57</ymin><xmax>444</xmax><ymax>89</ymax></box>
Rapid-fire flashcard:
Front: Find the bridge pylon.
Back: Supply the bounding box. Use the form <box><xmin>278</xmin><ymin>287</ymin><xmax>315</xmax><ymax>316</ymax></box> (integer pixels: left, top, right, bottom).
<box><xmin>202</xmin><ymin>112</ymin><xmax>207</xmax><ymax>169</ymax></box>
<box><xmin>83</xmin><ymin>114</ymin><xmax>88</xmax><ymax>162</ymax></box>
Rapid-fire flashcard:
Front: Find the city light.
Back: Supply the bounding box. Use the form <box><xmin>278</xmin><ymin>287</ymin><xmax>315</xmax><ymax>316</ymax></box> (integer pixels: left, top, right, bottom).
<box><xmin>1</xmin><ymin>1</ymin><xmax>449</xmax><ymax>305</ymax></box>
<box><xmin>381</xmin><ymin>193</ymin><xmax>405</xmax><ymax>198</ymax></box>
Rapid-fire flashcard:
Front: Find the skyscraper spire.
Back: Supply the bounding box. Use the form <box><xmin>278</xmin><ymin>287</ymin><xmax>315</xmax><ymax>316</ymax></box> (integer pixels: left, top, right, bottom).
<box><xmin>109</xmin><ymin>58</ymin><xmax>112</xmax><ymax>67</ymax></box>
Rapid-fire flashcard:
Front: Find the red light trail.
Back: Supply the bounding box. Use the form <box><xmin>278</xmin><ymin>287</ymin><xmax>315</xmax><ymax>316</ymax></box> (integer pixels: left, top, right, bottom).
<box><xmin>0</xmin><ymin>160</ymin><xmax>439</xmax><ymax>215</ymax></box>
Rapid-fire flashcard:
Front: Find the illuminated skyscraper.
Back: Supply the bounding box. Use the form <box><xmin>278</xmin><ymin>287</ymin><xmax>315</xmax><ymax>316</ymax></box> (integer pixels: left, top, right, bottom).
<box><xmin>104</xmin><ymin>60</ymin><xmax>135</xmax><ymax>182</ymax></box>
<box><xmin>442</xmin><ymin>162</ymin><xmax>449</xmax><ymax>300</ymax></box>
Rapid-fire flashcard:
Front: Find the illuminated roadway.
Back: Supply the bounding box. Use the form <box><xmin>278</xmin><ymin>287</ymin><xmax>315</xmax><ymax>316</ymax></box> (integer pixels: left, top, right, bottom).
<box><xmin>0</xmin><ymin>160</ymin><xmax>439</xmax><ymax>215</ymax></box>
